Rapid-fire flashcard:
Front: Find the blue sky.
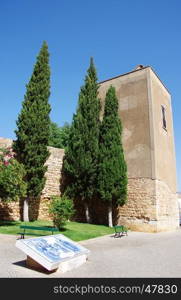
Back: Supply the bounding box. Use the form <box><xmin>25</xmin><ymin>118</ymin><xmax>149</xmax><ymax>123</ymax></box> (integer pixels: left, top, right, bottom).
<box><xmin>0</xmin><ymin>0</ymin><xmax>181</xmax><ymax>191</ymax></box>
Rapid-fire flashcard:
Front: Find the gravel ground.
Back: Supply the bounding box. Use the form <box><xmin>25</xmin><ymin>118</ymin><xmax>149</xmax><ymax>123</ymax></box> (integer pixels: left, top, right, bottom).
<box><xmin>0</xmin><ymin>229</ymin><xmax>181</xmax><ymax>278</ymax></box>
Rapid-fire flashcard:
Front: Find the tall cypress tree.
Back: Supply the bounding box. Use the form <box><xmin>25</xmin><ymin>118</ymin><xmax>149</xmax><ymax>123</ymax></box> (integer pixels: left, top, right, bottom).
<box><xmin>63</xmin><ymin>58</ymin><xmax>100</xmax><ymax>223</ymax></box>
<box><xmin>13</xmin><ymin>41</ymin><xmax>51</xmax><ymax>221</ymax></box>
<box><xmin>98</xmin><ymin>86</ymin><xmax>127</xmax><ymax>227</ymax></box>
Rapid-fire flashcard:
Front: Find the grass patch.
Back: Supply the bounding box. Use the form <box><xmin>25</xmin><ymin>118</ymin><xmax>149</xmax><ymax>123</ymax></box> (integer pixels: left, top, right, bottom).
<box><xmin>0</xmin><ymin>220</ymin><xmax>114</xmax><ymax>241</ymax></box>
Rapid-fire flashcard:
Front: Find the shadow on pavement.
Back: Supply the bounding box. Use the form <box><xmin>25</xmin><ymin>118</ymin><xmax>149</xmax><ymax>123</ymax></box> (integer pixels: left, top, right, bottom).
<box><xmin>12</xmin><ymin>260</ymin><xmax>57</xmax><ymax>275</ymax></box>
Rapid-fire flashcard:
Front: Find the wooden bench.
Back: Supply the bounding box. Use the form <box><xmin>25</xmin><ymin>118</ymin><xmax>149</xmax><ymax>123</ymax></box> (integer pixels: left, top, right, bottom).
<box><xmin>114</xmin><ymin>225</ymin><xmax>128</xmax><ymax>238</ymax></box>
<box><xmin>18</xmin><ymin>225</ymin><xmax>59</xmax><ymax>239</ymax></box>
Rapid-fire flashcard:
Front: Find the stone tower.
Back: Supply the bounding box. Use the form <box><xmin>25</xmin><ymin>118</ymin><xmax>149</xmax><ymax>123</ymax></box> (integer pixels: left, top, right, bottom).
<box><xmin>98</xmin><ymin>65</ymin><xmax>179</xmax><ymax>232</ymax></box>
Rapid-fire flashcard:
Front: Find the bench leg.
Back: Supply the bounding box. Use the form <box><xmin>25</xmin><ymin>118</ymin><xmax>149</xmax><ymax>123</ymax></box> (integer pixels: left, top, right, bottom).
<box><xmin>114</xmin><ymin>230</ymin><xmax>128</xmax><ymax>238</ymax></box>
<box><xmin>123</xmin><ymin>231</ymin><xmax>128</xmax><ymax>236</ymax></box>
<box><xmin>22</xmin><ymin>229</ymin><xmax>25</xmax><ymax>239</ymax></box>
<box><xmin>114</xmin><ymin>232</ymin><xmax>122</xmax><ymax>238</ymax></box>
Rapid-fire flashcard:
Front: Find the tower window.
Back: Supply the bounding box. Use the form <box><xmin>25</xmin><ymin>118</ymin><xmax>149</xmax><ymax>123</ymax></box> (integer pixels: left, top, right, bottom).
<box><xmin>161</xmin><ymin>105</ymin><xmax>167</xmax><ymax>130</ymax></box>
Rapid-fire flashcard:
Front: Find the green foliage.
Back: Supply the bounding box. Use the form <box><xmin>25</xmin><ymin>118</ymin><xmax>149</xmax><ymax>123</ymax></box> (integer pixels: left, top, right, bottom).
<box><xmin>0</xmin><ymin>220</ymin><xmax>114</xmax><ymax>241</ymax></box>
<box><xmin>63</xmin><ymin>57</ymin><xmax>100</xmax><ymax>202</ymax></box>
<box><xmin>48</xmin><ymin>122</ymin><xmax>70</xmax><ymax>149</ymax></box>
<box><xmin>49</xmin><ymin>196</ymin><xmax>75</xmax><ymax>230</ymax></box>
<box><xmin>13</xmin><ymin>41</ymin><xmax>51</xmax><ymax>198</ymax></box>
<box><xmin>98</xmin><ymin>86</ymin><xmax>127</xmax><ymax>205</ymax></box>
<box><xmin>0</xmin><ymin>148</ymin><xmax>27</xmax><ymax>202</ymax></box>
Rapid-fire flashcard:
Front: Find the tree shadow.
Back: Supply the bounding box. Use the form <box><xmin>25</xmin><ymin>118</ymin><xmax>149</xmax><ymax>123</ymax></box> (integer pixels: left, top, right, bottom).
<box><xmin>89</xmin><ymin>198</ymin><xmax>107</xmax><ymax>225</ymax></box>
<box><xmin>19</xmin><ymin>197</ymin><xmax>24</xmax><ymax>221</ymax></box>
<box><xmin>0</xmin><ymin>201</ymin><xmax>16</xmax><ymax>221</ymax></box>
<box><xmin>0</xmin><ymin>220</ymin><xmax>21</xmax><ymax>226</ymax></box>
<box><xmin>28</xmin><ymin>197</ymin><xmax>41</xmax><ymax>221</ymax></box>
<box><xmin>113</xmin><ymin>204</ymin><xmax>120</xmax><ymax>226</ymax></box>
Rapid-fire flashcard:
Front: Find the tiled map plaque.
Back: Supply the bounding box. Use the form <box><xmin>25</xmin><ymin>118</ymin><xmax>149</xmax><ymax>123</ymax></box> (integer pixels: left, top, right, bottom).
<box><xmin>16</xmin><ymin>234</ymin><xmax>90</xmax><ymax>271</ymax></box>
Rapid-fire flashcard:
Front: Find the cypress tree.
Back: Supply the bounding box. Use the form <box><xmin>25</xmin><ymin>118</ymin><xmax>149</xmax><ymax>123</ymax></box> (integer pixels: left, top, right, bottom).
<box><xmin>13</xmin><ymin>41</ymin><xmax>51</xmax><ymax>221</ymax></box>
<box><xmin>63</xmin><ymin>58</ymin><xmax>100</xmax><ymax>223</ymax></box>
<box><xmin>48</xmin><ymin>122</ymin><xmax>70</xmax><ymax>149</ymax></box>
<box><xmin>98</xmin><ymin>86</ymin><xmax>127</xmax><ymax>227</ymax></box>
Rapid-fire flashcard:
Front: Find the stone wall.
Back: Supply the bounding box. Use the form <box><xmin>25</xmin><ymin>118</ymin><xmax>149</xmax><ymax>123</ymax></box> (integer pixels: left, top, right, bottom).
<box><xmin>0</xmin><ymin>137</ymin><xmax>12</xmax><ymax>148</ymax></box>
<box><xmin>117</xmin><ymin>178</ymin><xmax>157</xmax><ymax>232</ymax></box>
<box><xmin>0</xmin><ymin>201</ymin><xmax>20</xmax><ymax>221</ymax></box>
<box><xmin>117</xmin><ymin>178</ymin><xmax>179</xmax><ymax>232</ymax></box>
<box><xmin>155</xmin><ymin>179</ymin><xmax>179</xmax><ymax>231</ymax></box>
<box><xmin>36</xmin><ymin>147</ymin><xmax>65</xmax><ymax>221</ymax></box>
<box><xmin>41</xmin><ymin>147</ymin><xmax>64</xmax><ymax>198</ymax></box>
<box><xmin>0</xmin><ymin>139</ymin><xmax>64</xmax><ymax>221</ymax></box>
<box><xmin>1</xmin><ymin>173</ymin><xmax>179</xmax><ymax>232</ymax></box>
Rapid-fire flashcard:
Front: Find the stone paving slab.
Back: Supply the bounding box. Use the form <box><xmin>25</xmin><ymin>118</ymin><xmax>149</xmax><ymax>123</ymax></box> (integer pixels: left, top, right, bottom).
<box><xmin>0</xmin><ymin>229</ymin><xmax>181</xmax><ymax>278</ymax></box>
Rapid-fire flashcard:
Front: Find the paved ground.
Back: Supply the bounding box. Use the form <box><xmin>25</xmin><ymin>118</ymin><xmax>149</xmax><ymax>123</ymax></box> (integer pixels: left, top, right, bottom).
<box><xmin>0</xmin><ymin>229</ymin><xmax>181</xmax><ymax>278</ymax></box>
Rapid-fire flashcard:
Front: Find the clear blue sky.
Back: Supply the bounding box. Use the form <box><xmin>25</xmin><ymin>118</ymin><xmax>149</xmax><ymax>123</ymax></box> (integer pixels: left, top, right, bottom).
<box><xmin>0</xmin><ymin>0</ymin><xmax>181</xmax><ymax>191</ymax></box>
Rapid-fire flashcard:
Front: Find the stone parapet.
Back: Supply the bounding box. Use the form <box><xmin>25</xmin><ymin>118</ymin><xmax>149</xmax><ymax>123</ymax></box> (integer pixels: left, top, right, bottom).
<box><xmin>0</xmin><ymin>137</ymin><xmax>13</xmax><ymax>148</ymax></box>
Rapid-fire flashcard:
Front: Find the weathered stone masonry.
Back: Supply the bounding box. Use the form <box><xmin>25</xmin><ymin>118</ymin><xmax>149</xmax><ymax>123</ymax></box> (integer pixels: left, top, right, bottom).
<box><xmin>118</xmin><ymin>178</ymin><xmax>178</xmax><ymax>232</ymax></box>
<box><xmin>0</xmin><ymin>65</ymin><xmax>179</xmax><ymax>232</ymax></box>
<box><xmin>0</xmin><ymin>138</ymin><xmax>64</xmax><ymax>221</ymax></box>
<box><xmin>30</xmin><ymin>146</ymin><xmax>65</xmax><ymax>221</ymax></box>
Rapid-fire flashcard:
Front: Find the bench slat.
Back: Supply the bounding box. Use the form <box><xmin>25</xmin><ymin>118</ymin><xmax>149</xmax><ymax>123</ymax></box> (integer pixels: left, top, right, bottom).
<box><xmin>20</xmin><ymin>225</ymin><xmax>58</xmax><ymax>231</ymax></box>
<box><xmin>18</xmin><ymin>225</ymin><xmax>59</xmax><ymax>239</ymax></box>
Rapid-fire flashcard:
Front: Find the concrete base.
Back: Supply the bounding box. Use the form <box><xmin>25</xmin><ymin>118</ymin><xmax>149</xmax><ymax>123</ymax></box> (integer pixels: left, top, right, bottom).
<box><xmin>26</xmin><ymin>254</ymin><xmax>88</xmax><ymax>274</ymax></box>
<box><xmin>26</xmin><ymin>256</ymin><xmax>57</xmax><ymax>273</ymax></box>
<box><xmin>57</xmin><ymin>254</ymin><xmax>87</xmax><ymax>273</ymax></box>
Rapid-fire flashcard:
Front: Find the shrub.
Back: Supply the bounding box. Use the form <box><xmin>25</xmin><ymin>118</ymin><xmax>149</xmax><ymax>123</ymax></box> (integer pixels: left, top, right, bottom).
<box><xmin>49</xmin><ymin>196</ymin><xmax>75</xmax><ymax>230</ymax></box>
<box><xmin>0</xmin><ymin>147</ymin><xmax>27</xmax><ymax>202</ymax></box>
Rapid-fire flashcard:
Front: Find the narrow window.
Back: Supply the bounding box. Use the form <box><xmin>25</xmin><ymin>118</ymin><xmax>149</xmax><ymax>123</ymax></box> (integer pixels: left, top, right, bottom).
<box><xmin>161</xmin><ymin>105</ymin><xmax>167</xmax><ymax>130</ymax></box>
